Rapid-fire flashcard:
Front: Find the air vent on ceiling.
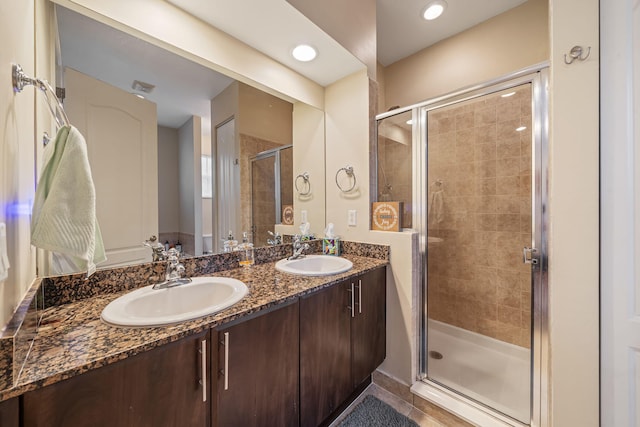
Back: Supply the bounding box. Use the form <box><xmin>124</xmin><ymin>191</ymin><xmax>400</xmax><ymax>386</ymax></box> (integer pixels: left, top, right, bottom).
<box><xmin>131</xmin><ymin>80</ymin><xmax>155</xmax><ymax>94</ymax></box>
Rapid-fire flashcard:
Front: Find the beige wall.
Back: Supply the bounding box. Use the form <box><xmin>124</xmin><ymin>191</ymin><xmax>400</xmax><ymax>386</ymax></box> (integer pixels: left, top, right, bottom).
<box><xmin>178</xmin><ymin>116</ymin><xmax>202</xmax><ymax>256</ymax></box>
<box><xmin>548</xmin><ymin>0</ymin><xmax>599</xmax><ymax>424</ymax></box>
<box><xmin>0</xmin><ymin>0</ymin><xmax>52</xmax><ymax>328</ymax></box>
<box><xmin>238</xmin><ymin>83</ymin><xmax>293</xmax><ymax>144</ymax></box>
<box><xmin>288</xmin><ymin>102</ymin><xmax>326</xmax><ymax>236</ymax></box>
<box><xmin>157</xmin><ymin>126</ymin><xmax>180</xmax><ymax>235</ymax></box>
<box><xmin>382</xmin><ymin>0</ymin><xmax>549</xmax><ymax>111</ymax></box>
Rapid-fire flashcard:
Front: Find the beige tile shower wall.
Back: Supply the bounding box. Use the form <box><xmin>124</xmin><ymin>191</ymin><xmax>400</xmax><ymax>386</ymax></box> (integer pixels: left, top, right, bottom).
<box><xmin>426</xmin><ymin>86</ymin><xmax>532</xmax><ymax>348</ymax></box>
<box><xmin>377</xmin><ymin>136</ymin><xmax>413</xmax><ymax>228</ymax></box>
<box><xmin>239</xmin><ymin>134</ymin><xmax>282</xmax><ymax>242</ymax></box>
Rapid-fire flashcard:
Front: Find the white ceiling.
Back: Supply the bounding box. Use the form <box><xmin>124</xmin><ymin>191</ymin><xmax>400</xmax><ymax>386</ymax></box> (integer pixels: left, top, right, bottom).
<box><xmin>57</xmin><ymin>6</ymin><xmax>234</xmax><ymax>129</ymax></box>
<box><xmin>56</xmin><ymin>0</ymin><xmax>529</xmax><ymax>128</ymax></box>
<box><xmin>165</xmin><ymin>0</ymin><xmax>366</xmax><ymax>87</ymax></box>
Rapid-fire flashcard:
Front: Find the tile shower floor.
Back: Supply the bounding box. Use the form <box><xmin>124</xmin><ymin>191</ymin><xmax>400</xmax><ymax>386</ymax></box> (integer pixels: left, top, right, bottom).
<box><xmin>329</xmin><ymin>384</ymin><xmax>447</xmax><ymax>427</ymax></box>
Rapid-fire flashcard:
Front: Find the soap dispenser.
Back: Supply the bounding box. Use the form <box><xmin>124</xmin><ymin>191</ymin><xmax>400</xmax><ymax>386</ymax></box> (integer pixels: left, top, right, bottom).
<box><xmin>223</xmin><ymin>231</ymin><xmax>237</xmax><ymax>253</ymax></box>
<box><xmin>237</xmin><ymin>231</ymin><xmax>255</xmax><ymax>267</ymax></box>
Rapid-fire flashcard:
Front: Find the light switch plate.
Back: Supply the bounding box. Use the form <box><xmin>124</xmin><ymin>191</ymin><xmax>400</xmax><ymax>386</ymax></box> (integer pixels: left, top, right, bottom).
<box><xmin>348</xmin><ymin>210</ymin><xmax>357</xmax><ymax>226</ymax></box>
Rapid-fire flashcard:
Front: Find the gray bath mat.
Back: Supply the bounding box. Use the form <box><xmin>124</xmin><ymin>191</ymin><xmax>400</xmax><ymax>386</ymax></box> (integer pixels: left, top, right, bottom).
<box><xmin>338</xmin><ymin>395</ymin><xmax>419</xmax><ymax>427</ymax></box>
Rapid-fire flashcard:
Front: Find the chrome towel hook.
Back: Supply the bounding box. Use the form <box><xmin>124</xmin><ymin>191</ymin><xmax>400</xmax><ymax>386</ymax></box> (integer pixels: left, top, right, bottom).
<box><xmin>564</xmin><ymin>46</ymin><xmax>591</xmax><ymax>65</ymax></box>
<box><xmin>295</xmin><ymin>172</ymin><xmax>311</xmax><ymax>196</ymax></box>
<box><xmin>336</xmin><ymin>165</ymin><xmax>357</xmax><ymax>193</ymax></box>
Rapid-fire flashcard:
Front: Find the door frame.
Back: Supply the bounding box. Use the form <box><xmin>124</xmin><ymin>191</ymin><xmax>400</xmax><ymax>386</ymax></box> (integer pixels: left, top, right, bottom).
<box><xmin>214</xmin><ymin>117</ymin><xmax>239</xmax><ymax>253</ymax></box>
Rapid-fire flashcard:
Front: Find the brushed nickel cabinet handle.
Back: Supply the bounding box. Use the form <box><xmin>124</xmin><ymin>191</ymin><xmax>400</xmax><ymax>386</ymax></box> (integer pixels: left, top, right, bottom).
<box><xmin>223</xmin><ymin>332</ymin><xmax>230</xmax><ymax>391</ymax></box>
<box><xmin>348</xmin><ymin>282</ymin><xmax>355</xmax><ymax>318</ymax></box>
<box><xmin>357</xmin><ymin>279</ymin><xmax>362</xmax><ymax>314</ymax></box>
<box><xmin>200</xmin><ymin>339</ymin><xmax>207</xmax><ymax>402</ymax></box>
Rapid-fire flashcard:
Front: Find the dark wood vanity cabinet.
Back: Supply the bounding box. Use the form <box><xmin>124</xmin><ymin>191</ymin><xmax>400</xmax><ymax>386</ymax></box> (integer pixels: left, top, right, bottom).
<box><xmin>0</xmin><ymin>396</ymin><xmax>19</xmax><ymax>427</ymax></box>
<box><xmin>300</xmin><ymin>280</ymin><xmax>352</xmax><ymax>427</ymax></box>
<box><xmin>300</xmin><ymin>266</ymin><xmax>387</xmax><ymax>427</ymax></box>
<box><xmin>13</xmin><ymin>264</ymin><xmax>385</xmax><ymax>427</ymax></box>
<box><xmin>22</xmin><ymin>330</ymin><xmax>210</xmax><ymax>427</ymax></box>
<box><xmin>213</xmin><ymin>301</ymin><xmax>299</xmax><ymax>427</ymax></box>
<box><xmin>350</xmin><ymin>267</ymin><xmax>387</xmax><ymax>388</ymax></box>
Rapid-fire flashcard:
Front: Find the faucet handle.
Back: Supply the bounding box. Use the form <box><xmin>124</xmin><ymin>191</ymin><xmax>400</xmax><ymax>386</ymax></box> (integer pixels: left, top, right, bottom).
<box><xmin>164</xmin><ymin>247</ymin><xmax>180</xmax><ymax>261</ymax></box>
<box><xmin>143</xmin><ymin>235</ymin><xmax>162</xmax><ymax>248</ymax></box>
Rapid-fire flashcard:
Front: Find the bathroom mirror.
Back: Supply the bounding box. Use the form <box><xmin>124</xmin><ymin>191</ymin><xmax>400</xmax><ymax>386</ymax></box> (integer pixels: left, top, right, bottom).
<box><xmin>45</xmin><ymin>5</ymin><xmax>327</xmax><ymax>272</ymax></box>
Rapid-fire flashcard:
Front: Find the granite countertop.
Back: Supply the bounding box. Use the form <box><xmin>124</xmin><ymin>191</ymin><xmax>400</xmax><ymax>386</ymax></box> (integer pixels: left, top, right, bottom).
<box><xmin>0</xmin><ymin>254</ymin><xmax>387</xmax><ymax>401</ymax></box>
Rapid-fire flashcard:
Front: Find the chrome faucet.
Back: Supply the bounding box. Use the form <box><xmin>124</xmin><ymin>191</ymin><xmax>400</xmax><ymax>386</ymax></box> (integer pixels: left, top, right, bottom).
<box><xmin>153</xmin><ymin>248</ymin><xmax>192</xmax><ymax>290</ymax></box>
<box><xmin>288</xmin><ymin>234</ymin><xmax>309</xmax><ymax>260</ymax></box>
<box><xmin>143</xmin><ymin>235</ymin><xmax>166</xmax><ymax>262</ymax></box>
<box><xmin>267</xmin><ymin>230</ymin><xmax>282</xmax><ymax>245</ymax></box>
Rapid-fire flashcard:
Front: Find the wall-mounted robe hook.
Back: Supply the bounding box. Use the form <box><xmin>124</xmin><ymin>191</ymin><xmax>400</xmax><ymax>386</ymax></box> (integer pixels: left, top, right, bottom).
<box><xmin>564</xmin><ymin>46</ymin><xmax>591</xmax><ymax>65</ymax></box>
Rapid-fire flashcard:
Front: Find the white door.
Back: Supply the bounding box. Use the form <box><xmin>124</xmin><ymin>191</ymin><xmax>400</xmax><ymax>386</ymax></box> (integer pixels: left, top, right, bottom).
<box><xmin>600</xmin><ymin>1</ymin><xmax>640</xmax><ymax>426</ymax></box>
<box><xmin>64</xmin><ymin>67</ymin><xmax>158</xmax><ymax>268</ymax></box>
<box><xmin>215</xmin><ymin>118</ymin><xmax>239</xmax><ymax>252</ymax></box>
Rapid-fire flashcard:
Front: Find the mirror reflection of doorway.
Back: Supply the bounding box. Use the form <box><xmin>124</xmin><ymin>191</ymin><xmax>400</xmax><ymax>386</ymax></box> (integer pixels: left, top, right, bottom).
<box><xmin>215</xmin><ymin>118</ymin><xmax>239</xmax><ymax>253</ymax></box>
<box><xmin>250</xmin><ymin>146</ymin><xmax>293</xmax><ymax>247</ymax></box>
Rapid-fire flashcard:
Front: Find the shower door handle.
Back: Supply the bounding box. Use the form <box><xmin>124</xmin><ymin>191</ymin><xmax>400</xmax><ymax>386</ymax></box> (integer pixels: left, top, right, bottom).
<box><xmin>523</xmin><ymin>247</ymin><xmax>538</xmax><ymax>265</ymax></box>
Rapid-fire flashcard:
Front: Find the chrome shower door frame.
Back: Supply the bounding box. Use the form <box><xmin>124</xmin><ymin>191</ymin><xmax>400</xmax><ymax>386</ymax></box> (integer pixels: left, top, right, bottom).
<box><xmin>406</xmin><ymin>65</ymin><xmax>549</xmax><ymax>427</ymax></box>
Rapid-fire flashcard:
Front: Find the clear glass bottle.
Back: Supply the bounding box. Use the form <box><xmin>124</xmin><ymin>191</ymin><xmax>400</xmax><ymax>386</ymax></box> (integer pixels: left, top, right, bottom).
<box><xmin>237</xmin><ymin>231</ymin><xmax>254</xmax><ymax>267</ymax></box>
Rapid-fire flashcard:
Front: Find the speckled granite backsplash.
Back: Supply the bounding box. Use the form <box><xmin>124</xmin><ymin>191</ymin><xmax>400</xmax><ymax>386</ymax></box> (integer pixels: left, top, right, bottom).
<box><xmin>42</xmin><ymin>241</ymin><xmax>309</xmax><ymax>308</ymax></box>
<box><xmin>42</xmin><ymin>239</ymin><xmax>387</xmax><ymax>308</ymax></box>
<box><xmin>0</xmin><ymin>240</ymin><xmax>388</xmax><ymax>394</ymax></box>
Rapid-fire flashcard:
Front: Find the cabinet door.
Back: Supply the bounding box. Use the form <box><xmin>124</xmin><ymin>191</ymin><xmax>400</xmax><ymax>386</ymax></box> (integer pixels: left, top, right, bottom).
<box><xmin>215</xmin><ymin>301</ymin><xmax>299</xmax><ymax>427</ymax></box>
<box><xmin>0</xmin><ymin>397</ymin><xmax>19</xmax><ymax>427</ymax></box>
<box><xmin>300</xmin><ymin>282</ymin><xmax>352</xmax><ymax>427</ymax></box>
<box><xmin>23</xmin><ymin>331</ymin><xmax>209</xmax><ymax>427</ymax></box>
<box><xmin>351</xmin><ymin>267</ymin><xmax>387</xmax><ymax>388</ymax></box>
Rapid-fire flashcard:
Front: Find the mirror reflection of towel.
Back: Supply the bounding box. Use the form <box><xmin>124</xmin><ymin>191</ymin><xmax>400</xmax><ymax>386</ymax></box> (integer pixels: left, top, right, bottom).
<box><xmin>428</xmin><ymin>190</ymin><xmax>444</xmax><ymax>226</ymax></box>
<box><xmin>0</xmin><ymin>223</ymin><xmax>9</xmax><ymax>282</ymax></box>
<box><xmin>31</xmin><ymin>125</ymin><xmax>106</xmax><ymax>276</ymax></box>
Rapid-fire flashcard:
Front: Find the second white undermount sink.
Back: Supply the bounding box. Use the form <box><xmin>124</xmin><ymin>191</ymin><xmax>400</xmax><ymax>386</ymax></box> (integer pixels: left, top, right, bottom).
<box><xmin>275</xmin><ymin>255</ymin><xmax>353</xmax><ymax>276</ymax></box>
<box><xmin>101</xmin><ymin>276</ymin><xmax>248</xmax><ymax>327</ymax></box>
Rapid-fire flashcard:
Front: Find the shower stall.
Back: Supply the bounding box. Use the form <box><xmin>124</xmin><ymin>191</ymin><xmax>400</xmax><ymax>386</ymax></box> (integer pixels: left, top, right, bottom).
<box><xmin>375</xmin><ymin>67</ymin><xmax>548</xmax><ymax>426</ymax></box>
<box><xmin>249</xmin><ymin>145</ymin><xmax>293</xmax><ymax>247</ymax></box>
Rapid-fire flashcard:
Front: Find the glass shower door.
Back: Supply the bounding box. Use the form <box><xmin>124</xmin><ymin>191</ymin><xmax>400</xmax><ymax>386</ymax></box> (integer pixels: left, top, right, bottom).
<box><xmin>250</xmin><ymin>146</ymin><xmax>292</xmax><ymax>247</ymax></box>
<box><xmin>424</xmin><ymin>83</ymin><xmax>534</xmax><ymax>424</ymax></box>
<box><xmin>250</xmin><ymin>153</ymin><xmax>277</xmax><ymax>247</ymax></box>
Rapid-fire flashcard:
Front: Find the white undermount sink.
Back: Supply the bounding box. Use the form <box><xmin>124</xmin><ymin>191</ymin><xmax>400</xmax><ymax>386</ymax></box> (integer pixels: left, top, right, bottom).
<box><xmin>275</xmin><ymin>255</ymin><xmax>353</xmax><ymax>276</ymax></box>
<box><xmin>101</xmin><ymin>277</ymin><xmax>248</xmax><ymax>327</ymax></box>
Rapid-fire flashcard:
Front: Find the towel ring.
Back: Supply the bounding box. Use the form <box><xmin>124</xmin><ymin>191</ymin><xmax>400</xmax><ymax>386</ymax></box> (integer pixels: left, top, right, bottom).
<box><xmin>335</xmin><ymin>165</ymin><xmax>356</xmax><ymax>193</ymax></box>
<box><xmin>12</xmin><ymin>64</ymin><xmax>70</xmax><ymax>130</ymax></box>
<box><xmin>295</xmin><ymin>172</ymin><xmax>311</xmax><ymax>196</ymax></box>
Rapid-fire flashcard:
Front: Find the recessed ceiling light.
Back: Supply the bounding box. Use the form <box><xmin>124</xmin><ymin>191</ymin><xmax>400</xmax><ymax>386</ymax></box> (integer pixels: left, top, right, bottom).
<box><xmin>422</xmin><ymin>0</ymin><xmax>447</xmax><ymax>20</ymax></box>
<box><xmin>516</xmin><ymin>126</ymin><xmax>527</xmax><ymax>132</ymax></box>
<box><xmin>501</xmin><ymin>91</ymin><xmax>516</xmax><ymax>98</ymax></box>
<box><xmin>406</xmin><ymin>119</ymin><xmax>413</xmax><ymax>125</ymax></box>
<box><xmin>131</xmin><ymin>92</ymin><xmax>146</xmax><ymax>99</ymax></box>
<box><xmin>292</xmin><ymin>44</ymin><xmax>317</xmax><ymax>62</ymax></box>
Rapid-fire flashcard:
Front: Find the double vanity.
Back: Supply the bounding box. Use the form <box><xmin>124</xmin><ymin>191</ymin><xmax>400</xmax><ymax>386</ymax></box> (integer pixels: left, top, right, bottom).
<box><xmin>0</xmin><ymin>241</ymin><xmax>388</xmax><ymax>427</ymax></box>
